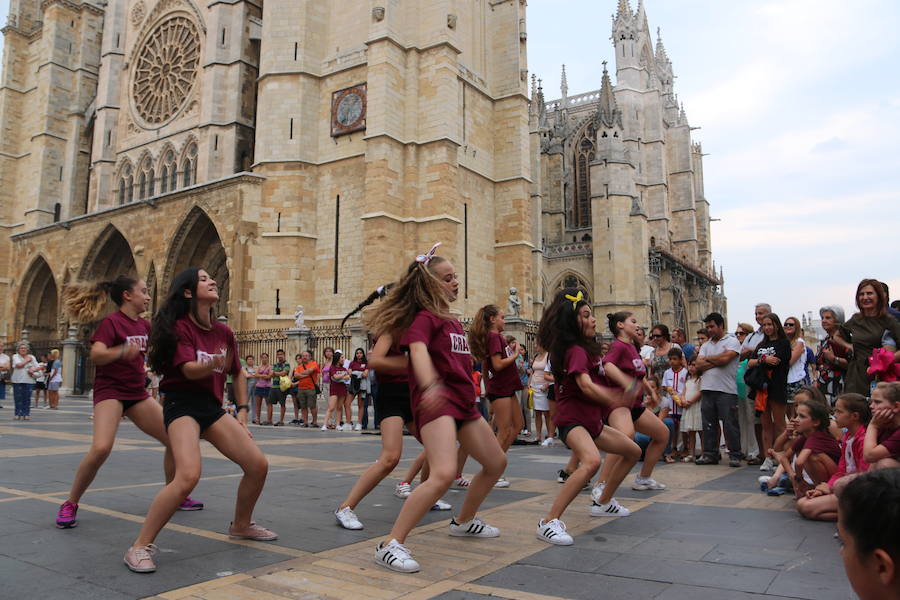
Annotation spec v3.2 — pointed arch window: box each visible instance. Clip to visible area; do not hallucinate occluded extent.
[182,143,198,187]
[160,150,176,194]
[137,156,155,200]
[117,164,134,205]
[573,127,595,229]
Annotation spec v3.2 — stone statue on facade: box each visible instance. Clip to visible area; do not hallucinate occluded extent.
[507,287,521,318]
[293,305,305,330]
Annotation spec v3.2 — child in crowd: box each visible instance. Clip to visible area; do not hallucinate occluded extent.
[864,381,900,469]
[680,358,702,461]
[765,400,840,497]
[796,393,870,521]
[793,385,842,440]
[837,469,900,600]
[662,348,686,458]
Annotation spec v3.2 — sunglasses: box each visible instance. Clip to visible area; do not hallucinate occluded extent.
[784,322,796,327]
[735,331,748,336]
[649,334,663,339]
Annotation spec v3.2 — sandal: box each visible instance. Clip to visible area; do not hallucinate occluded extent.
[746,456,763,466]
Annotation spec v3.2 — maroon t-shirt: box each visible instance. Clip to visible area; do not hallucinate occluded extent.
[555,346,607,439]
[159,316,240,403]
[877,426,900,458]
[400,310,480,432]
[602,339,647,408]
[484,331,522,397]
[375,342,408,385]
[91,311,151,405]
[329,364,349,396]
[792,430,841,463]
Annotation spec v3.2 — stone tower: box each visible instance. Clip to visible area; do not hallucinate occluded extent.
[538,0,724,332]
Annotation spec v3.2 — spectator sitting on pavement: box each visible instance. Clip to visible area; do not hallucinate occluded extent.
[837,468,900,600]
[796,393,870,521]
[864,381,900,469]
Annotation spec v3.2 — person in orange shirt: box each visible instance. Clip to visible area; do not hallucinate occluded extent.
[292,350,320,427]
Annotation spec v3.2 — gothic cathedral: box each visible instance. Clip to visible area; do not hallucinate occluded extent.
[0,0,723,352]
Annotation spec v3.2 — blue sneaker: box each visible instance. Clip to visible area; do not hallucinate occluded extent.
[766,487,787,496]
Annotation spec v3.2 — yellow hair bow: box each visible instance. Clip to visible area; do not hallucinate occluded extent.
[564,290,583,310]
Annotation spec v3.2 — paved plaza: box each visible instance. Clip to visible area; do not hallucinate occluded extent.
[0,397,854,600]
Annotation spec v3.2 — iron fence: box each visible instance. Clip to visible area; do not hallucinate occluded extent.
[234,328,289,362]
[307,326,353,366]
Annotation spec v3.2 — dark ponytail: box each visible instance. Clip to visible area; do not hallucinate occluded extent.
[148,268,208,373]
[607,311,632,337]
[341,283,392,329]
[63,275,139,323]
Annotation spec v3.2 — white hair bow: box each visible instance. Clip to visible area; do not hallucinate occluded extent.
[415,242,442,265]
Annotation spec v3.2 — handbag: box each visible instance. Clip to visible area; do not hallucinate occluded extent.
[279,376,292,392]
[743,365,767,392]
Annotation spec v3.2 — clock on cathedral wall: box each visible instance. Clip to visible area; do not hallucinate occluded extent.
[331,84,367,137]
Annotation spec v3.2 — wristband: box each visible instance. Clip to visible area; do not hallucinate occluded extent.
[236,404,249,413]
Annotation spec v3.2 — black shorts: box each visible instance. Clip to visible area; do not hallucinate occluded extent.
[268,387,287,405]
[557,423,604,446]
[120,398,146,412]
[376,383,413,424]
[34,382,46,390]
[163,391,226,433]
[631,406,646,422]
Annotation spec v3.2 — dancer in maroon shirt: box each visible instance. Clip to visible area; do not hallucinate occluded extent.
[535,289,641,545]
[55,275,203,531]
[366,243,506,573]
[468,304,523,488]
[124,268,276,573]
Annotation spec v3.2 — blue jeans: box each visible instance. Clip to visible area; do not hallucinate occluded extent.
[635,417,676,456]
[13,383,33,416]
[0,380,6,400]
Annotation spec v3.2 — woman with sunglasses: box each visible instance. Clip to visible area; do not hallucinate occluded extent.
[784,317,808,419]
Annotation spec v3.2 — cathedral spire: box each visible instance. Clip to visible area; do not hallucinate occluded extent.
[615,0,632,21]
[560,64,568,100]
[529,74,538,121]
[594,61,622,129]
[655,27,670,64]
[636,0,650,34]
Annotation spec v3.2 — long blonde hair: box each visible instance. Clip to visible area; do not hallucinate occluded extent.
[469,304,500,360]
[63,275,139,323]
[365,257,452,338]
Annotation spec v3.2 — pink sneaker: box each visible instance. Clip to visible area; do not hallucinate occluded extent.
[55,501,78,529]
[123,543,158,573]
[177,497,204,511]
[228,522,278,541]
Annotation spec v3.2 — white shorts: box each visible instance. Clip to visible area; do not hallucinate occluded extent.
[532,390,549,411]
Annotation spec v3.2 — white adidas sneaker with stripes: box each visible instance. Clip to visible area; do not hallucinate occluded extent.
[374,539,420,573]
[590,498,631,517]
[448,516,500,538]
[536,519,573,545]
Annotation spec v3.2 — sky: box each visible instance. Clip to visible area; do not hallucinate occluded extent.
[1,0,897,328]
[528,0,900,328]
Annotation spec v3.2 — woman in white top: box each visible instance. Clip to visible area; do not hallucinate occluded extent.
[12,343,37,420]
[784,317,808,418]
[32,354,48,408]
[529,344,552,444]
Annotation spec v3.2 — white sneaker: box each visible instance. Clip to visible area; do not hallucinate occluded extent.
[449,517,500,538]
[354,423,362,431]
[541,437,556,447]
[632,477,667,491]
[591,498,631,517]
[759,457,774,472]
[374,539,419,573]
[334,506,363,530]
[758,475,772,485]
[452,476,471,489]
[320,424,328,431]
[590,482,606,503]
[536,519,574,546]
[431,498,452,511]
[394,482,412,499]
[494,477,510,488]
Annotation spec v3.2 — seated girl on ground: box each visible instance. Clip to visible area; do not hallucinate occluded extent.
[864,381,900,470]
[796,393,869,521]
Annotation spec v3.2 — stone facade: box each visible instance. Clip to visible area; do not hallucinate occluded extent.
[534,0,725,333]
[0,0,723,355]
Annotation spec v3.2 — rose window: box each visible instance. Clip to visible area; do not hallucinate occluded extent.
[131,16,200,125]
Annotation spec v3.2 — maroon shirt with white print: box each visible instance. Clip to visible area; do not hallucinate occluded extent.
[159,316,240,403]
